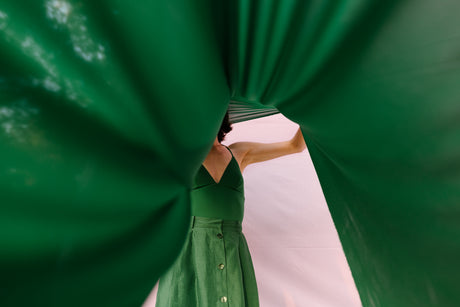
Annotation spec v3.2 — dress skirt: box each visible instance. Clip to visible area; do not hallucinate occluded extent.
[156,216,259,307]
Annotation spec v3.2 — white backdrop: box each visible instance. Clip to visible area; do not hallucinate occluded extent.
[144,114,362,307]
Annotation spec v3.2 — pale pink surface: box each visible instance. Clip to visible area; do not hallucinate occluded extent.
[144,114,361,307]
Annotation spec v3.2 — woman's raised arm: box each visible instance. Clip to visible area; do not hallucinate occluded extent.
[229,128,306,172]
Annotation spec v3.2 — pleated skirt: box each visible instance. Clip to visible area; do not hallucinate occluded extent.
[156,216,259,307]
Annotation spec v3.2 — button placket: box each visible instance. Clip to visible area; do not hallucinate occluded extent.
[217,222,228,305]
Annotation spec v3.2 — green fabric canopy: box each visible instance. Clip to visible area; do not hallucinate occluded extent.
[1,1,459,306]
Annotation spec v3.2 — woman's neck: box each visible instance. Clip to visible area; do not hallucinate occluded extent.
[212,137,221,148]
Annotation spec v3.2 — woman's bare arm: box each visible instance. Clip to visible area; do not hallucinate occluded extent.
[229,128,306,172]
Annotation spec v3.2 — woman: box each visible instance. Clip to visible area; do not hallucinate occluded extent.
[156,112,306,307]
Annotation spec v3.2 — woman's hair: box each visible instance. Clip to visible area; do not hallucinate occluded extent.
[218,111,232,143]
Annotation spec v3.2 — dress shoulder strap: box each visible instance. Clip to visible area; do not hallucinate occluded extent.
[224,145,234,157]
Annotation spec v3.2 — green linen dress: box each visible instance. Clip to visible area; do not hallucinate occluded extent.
[156,148,259,307]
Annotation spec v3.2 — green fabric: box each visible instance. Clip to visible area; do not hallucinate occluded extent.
[225,1,460,306]
[156,217,258,307]
[191,148,244,222]
[0,1,228,306]
[1,1,460,306]
[228,99,279,124]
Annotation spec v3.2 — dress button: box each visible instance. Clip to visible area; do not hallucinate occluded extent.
[220,296,227,303]
[217,233,223,239]
[218,263,225,270]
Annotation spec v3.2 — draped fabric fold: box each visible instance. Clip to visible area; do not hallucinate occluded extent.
[225,1,460,305]
[228,99,278,124]
[1,1,460,306]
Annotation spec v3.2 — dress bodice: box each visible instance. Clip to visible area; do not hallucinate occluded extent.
[191,148,245,222]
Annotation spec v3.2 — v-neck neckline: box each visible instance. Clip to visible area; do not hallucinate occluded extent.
[201,147,234,184]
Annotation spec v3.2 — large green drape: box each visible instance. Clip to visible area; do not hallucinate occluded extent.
[1,1,459,306]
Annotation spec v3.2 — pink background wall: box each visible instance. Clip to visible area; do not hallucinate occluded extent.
[144,114,361,307]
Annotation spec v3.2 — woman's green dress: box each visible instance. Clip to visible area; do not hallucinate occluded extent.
[156,148,259,307]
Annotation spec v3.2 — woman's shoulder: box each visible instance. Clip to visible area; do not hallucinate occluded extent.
[228,142,249,155]
[227,142,254,168]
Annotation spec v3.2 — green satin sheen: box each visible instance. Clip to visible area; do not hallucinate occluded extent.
[1,1,460,306]
[191,154,244,222]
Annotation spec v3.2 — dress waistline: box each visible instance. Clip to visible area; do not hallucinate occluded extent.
[190,216,242,232]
